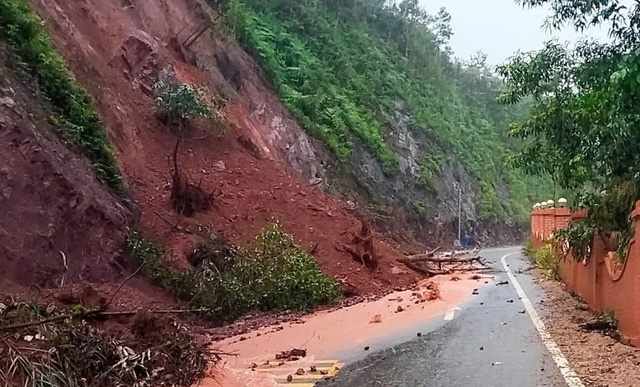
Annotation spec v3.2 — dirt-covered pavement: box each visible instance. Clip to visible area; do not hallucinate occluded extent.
[540,279,640,387]
[316,247,568,387]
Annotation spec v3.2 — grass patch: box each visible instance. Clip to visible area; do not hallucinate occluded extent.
[0,0,122,191]
[128,222,341,321]
[523,242,559,280]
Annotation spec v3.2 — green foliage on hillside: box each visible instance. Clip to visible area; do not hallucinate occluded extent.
[0,0,122,191]
[499,0,640,255]
[223,0,550,221]
[153,83,213,131]
[128,222,341,321]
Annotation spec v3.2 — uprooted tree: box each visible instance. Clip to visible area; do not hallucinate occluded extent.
[170,137,214,217]
[343,220,379,270]
[152,82,217,216]
[153,83,213,133]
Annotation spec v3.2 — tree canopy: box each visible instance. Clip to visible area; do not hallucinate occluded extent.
[498,0,640,255]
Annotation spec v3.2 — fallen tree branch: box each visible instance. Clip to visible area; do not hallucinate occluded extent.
[154,210,182,230]
[0,308,204,332]
[59,251,68,288]
[404,255,483,264]
[0,315,69,332]
[104,263,146,309]
[396,258,438,276]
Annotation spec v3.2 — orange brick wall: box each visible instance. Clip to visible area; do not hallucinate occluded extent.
[531,201,640,345]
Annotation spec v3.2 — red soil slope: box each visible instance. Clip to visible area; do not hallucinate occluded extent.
[25,0,420,295]
[0,42,132,292]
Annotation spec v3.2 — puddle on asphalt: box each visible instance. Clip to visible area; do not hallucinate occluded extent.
[198,274,490,387]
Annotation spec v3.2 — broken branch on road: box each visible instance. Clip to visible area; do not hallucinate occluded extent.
[398,247,489,276]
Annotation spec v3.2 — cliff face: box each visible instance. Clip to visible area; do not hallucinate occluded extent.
[212,0,548,247]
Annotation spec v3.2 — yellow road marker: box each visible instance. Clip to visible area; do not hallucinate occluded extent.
[256,359,344,386]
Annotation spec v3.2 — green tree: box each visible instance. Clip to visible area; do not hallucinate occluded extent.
[153,83,212,132]
[223,0,551,221]
[498,0,640,256]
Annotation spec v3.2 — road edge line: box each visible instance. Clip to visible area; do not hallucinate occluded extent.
[501,251,585,387]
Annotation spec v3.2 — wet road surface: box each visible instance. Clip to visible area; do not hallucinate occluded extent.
[318,247,571,387]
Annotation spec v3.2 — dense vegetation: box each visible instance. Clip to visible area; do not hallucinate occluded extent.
[499,0,640,259]
[222,0,551,221]
[0,0,122,191]
[128,223,341,321]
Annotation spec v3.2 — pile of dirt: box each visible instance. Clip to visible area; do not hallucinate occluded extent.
[26,0,421,296]
[540,279,640,387]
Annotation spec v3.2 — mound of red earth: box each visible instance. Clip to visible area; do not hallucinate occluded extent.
[10,0,421,298]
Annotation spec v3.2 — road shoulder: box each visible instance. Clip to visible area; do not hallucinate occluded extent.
[537,277,640,387]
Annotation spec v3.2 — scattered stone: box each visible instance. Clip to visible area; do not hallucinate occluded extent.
[369,313,383,324]
[417,332,422,337]
[239,336,248,341]
[364,346,370,351]
[480,302,484,305]
[213,160,226,171]
[310,365,317,372]
[496,281,509,286]
[472,289,479,295]
[492,361,502,366]
[0,96,15,108]
[391,266,403,275]
[397,305,404,313]
[287,375,293,382]
[507,299,514,303]
[519,310,526,314]
[275,348,307,360]
[296,368,305,375]
[479,346,484,350]
[320,370,329,375]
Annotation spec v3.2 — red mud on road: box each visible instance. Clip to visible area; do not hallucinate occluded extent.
[201,275,486,387]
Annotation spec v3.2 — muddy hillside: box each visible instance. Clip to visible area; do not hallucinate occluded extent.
[0,0,433,297]
[19,0,543,253]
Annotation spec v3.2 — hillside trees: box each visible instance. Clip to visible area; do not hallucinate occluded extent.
[223,0,551,222]
[499,0,640,257]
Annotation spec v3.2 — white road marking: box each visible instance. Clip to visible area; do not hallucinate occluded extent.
[443,306,461,321]
[501,252,585,387]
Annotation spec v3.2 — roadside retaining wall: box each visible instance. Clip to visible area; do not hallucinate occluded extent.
[530,201,640,345]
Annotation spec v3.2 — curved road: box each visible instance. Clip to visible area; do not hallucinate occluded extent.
[318,247,578,387]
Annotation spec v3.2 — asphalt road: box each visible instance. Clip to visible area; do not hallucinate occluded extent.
[318,247,569,387]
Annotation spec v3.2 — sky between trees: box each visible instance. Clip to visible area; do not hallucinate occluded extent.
[419,0,612,64]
